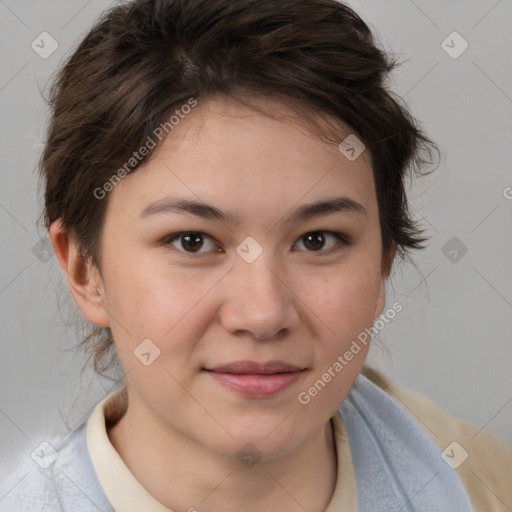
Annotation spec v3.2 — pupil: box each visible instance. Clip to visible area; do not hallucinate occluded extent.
[182,233,202,252]
[305,232,325,251]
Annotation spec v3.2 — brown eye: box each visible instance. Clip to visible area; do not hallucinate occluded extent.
[295,231,349,253]
[165,232,218,254]
[303,232,326,251]
[181,233,204,252]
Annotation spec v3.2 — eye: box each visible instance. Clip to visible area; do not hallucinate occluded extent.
[162,230,349,256]
[294,231,349,253]
[165,232,220,254]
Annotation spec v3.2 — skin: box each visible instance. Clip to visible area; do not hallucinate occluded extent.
[50,96,396,512]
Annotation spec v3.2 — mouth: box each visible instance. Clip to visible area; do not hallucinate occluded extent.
[203,360,307,398]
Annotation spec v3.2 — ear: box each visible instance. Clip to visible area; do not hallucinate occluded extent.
[373,242,397,321]
[49,219,110,327]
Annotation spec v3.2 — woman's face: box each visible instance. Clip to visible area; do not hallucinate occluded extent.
[93,96,390,460]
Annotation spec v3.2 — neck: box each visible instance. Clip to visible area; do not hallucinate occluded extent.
[108,393,338,512]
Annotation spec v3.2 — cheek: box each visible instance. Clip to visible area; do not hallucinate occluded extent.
[297,264,381,346]
[102,258,225,361]
[294,270,377,412]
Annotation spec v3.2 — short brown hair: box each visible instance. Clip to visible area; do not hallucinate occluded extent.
[39,0,437,375]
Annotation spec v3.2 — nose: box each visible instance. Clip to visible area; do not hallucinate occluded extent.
[219,254,300,341]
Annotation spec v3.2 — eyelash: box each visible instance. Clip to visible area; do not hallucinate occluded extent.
[162,231,351,256]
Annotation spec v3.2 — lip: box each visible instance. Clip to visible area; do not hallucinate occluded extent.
[203,360,306,398]
[207,360,304,374]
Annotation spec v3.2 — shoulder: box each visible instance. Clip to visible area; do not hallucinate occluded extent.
[0,420,112,512]
[362,366,512,512]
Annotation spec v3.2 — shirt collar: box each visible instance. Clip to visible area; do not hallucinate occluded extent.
[86,388,357,511]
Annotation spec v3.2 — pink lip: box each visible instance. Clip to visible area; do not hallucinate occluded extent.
[204,360,306,398]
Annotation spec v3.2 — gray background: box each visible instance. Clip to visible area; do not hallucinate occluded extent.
[1,0,511,478]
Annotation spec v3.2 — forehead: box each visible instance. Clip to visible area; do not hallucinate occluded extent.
[108,96,377,223]
[155,94,373,168]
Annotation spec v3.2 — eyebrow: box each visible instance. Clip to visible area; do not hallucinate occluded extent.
[139,196,367,223]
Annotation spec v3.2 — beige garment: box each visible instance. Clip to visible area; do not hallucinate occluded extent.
[86,387,357,511]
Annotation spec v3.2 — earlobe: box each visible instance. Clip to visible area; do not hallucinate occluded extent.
[49,220,110,328]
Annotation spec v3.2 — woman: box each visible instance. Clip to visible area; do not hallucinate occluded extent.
[1,0,510,510]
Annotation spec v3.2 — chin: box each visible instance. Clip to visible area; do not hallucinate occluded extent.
[204,418,307,462]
